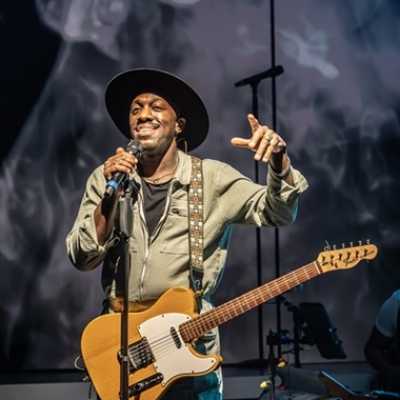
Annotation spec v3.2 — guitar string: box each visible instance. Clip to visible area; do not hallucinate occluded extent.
[180,264,319,341]
[127,265,318,359]
[171,255,360,344]
[127,264,320,359]
[125,263,320,360]
[127,255,364,360]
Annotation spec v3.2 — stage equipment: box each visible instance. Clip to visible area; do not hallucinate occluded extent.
[280,296,346,367]
[319,370,400,400]
[299,302,346,360]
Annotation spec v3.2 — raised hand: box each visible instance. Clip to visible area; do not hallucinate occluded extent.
[231,114,287,163]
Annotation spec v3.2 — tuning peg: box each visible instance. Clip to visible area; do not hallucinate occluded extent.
[341,243,346,249]
[366,238,370,245]
[324,240,331,250]
[332,244,337,250]
[349,241,354,247]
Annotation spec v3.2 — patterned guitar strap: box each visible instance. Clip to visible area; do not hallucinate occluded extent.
[188,156,204,311]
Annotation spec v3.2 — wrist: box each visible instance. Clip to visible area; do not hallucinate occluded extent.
[270,155,291,178]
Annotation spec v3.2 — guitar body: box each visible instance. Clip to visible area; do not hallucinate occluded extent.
[81,287,221,400]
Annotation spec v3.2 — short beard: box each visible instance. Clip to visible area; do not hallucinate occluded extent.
[141,136,175,159]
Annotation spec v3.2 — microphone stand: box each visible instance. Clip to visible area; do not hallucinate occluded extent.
[116,178,140,400]
[234,65,283,365]
[233,0,284,367]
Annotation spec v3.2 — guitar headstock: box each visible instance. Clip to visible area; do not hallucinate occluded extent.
[317,242,378,273]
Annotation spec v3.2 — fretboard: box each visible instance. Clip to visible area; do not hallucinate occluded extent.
[179,261,321,342]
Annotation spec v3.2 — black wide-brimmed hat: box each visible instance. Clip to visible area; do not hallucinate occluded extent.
[105,68,209,151]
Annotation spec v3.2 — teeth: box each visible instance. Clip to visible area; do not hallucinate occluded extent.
[138,125,158,131]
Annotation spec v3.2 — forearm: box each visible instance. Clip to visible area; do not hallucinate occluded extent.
[94,194,119,245]
[66,166,116,270]
[215,161,308,227]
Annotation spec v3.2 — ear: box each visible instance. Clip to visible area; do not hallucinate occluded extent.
[175,117,186,135]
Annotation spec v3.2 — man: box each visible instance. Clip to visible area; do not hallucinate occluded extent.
[66,68,308,399]
[365,289,400,392]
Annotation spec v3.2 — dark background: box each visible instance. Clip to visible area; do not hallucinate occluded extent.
[0,0,399,370]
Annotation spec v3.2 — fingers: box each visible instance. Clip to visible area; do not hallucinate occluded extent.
[262,135,277,162]
[231,137,251,149]
[261,134,287,162]
[103,148,138,180]
[254,131,271,161]
[231,114,287,163]
[249,125,268,151]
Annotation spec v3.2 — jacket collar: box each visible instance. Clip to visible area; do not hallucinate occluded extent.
[174,150,191,186]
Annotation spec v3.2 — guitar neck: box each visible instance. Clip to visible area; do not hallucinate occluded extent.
[179,261,321,342]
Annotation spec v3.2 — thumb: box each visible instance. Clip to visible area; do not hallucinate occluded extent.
[247,113,260,134]
[231,137,251,149]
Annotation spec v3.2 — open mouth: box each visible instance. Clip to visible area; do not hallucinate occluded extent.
[135,123,160,134]
[137,128,157,136]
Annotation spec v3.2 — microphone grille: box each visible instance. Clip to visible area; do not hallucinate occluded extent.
[126,140,143,159]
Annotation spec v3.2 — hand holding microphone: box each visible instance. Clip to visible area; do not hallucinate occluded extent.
[103,140,143,197]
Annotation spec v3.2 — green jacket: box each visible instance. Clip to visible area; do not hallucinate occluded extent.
[66,151,308,304]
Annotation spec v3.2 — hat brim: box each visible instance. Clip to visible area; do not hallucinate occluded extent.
[105,68,209,151]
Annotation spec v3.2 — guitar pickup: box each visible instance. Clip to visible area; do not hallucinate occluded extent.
[170,327,182,349]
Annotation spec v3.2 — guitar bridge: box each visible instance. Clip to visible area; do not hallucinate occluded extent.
[118,337,155,372]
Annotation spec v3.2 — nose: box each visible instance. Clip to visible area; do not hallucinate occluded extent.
[138,105,153,122]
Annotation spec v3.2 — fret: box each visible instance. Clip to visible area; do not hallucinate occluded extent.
[227,306,235,320]
[282,277,291,291]
[291,272,301,286]
[237,299,246,314]
[270,280,281,297]
[192,323,201,338]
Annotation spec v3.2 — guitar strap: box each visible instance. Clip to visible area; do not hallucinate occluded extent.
[188,156,204,309]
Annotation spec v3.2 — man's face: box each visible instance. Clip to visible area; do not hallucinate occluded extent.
[129,92,183,156]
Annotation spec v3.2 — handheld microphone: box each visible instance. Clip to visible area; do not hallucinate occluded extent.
[104,140,143,197]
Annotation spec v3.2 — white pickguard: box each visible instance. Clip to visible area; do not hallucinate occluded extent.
[138,313,217,385]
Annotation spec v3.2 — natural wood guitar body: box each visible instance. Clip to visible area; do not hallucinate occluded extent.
[81,287,221,400]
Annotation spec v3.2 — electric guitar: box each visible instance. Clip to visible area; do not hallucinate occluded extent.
[81,243,378,400]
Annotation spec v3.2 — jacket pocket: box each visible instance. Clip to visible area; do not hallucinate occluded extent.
[160,201,189,255]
